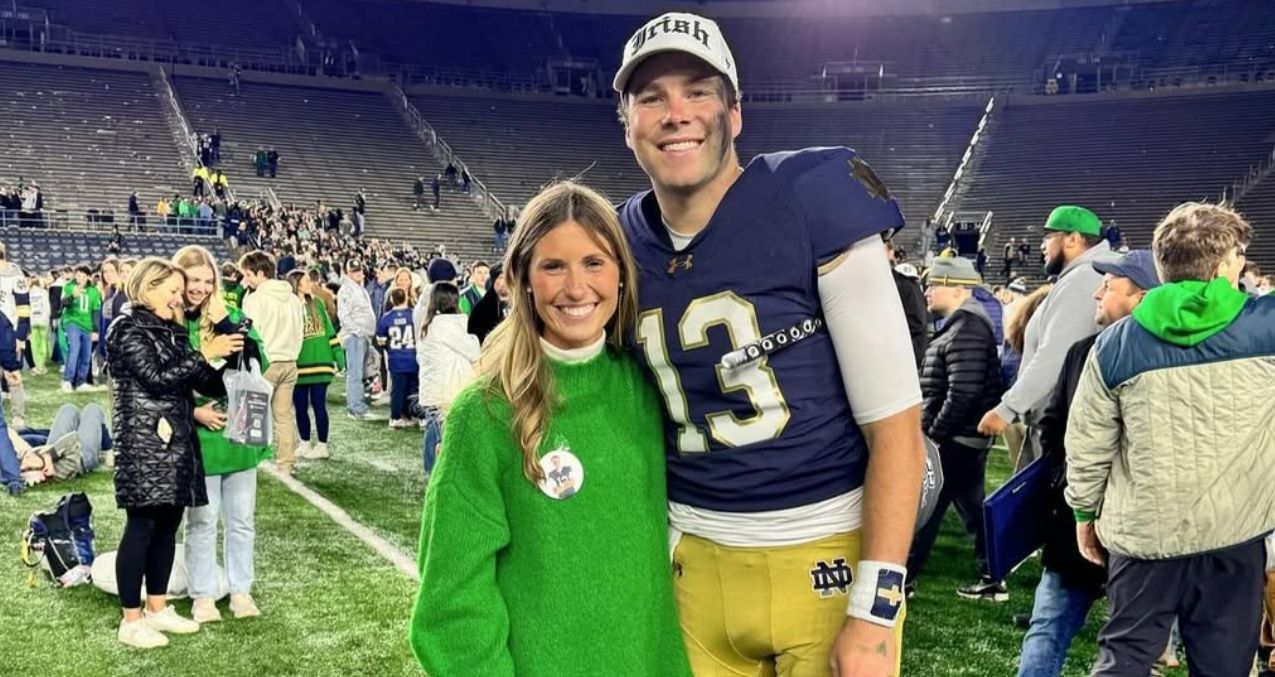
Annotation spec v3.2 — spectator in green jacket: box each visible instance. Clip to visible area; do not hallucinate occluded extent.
[60,265,102,393]
[458,260,489,315]
[173,245,271,625]
[286,269,344,461]
[409,182,690,676]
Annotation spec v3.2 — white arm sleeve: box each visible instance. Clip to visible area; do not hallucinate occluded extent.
[818,236,923,425]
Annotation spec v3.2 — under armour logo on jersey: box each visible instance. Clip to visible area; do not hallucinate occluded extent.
[810,558,853,598]
[667,254,694,276]
[850,156,891,202]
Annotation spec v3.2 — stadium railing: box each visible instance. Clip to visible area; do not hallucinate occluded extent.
[391,85,509,221]
[0,209,219,237]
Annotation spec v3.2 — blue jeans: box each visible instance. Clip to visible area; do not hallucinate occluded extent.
[63,324,92,386]
[184,469,257,598]
[1017,568,1102,677]
[0,397,21,490]
[41,403,110,472]
[342,336,369,415]
[422,407,442,473]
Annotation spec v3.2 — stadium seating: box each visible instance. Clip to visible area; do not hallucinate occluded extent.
[172,78,496,263]
[958,88,1275,277]
[410,92,983,238]
[0,61,189,220]
[24,0,1275,97]
[1236,177,1275,268]
[2,228,229,270]
[22,0,299,51]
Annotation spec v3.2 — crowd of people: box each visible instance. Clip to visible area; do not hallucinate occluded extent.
[3,10,1275,676]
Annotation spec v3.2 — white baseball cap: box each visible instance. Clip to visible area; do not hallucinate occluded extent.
[613,13,738,95]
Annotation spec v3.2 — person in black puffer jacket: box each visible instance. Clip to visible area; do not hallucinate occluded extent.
[907,256,1005,599]
[107,257,243,649]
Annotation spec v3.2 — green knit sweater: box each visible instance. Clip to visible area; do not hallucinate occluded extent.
[409,348,691,677]
[296,296,345,386]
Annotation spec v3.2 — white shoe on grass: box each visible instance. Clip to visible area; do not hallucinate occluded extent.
[61,382,73,393]
[230,593,261,619]
[309,442,330,459]
[296,440,313,459]
[144,606,200,634]
[118,618,168,649]
[191,598,221,624]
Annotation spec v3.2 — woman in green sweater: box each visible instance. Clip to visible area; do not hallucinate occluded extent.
[286,269,345,461]
[173,245,272,623]
[409,182,690,677]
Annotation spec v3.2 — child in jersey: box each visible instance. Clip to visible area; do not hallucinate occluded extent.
[376,288,419,428]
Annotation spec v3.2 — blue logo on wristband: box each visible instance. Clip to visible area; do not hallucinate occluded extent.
[871,569,906,621]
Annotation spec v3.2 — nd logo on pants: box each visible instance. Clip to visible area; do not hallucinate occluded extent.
[672,531,906,677]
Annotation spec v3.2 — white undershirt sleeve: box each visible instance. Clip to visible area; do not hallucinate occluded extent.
[818,235,923,425]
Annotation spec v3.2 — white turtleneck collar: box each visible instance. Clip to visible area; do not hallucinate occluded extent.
[539,333,606,364]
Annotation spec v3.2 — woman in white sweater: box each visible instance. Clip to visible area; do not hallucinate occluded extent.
[415,282,479,473]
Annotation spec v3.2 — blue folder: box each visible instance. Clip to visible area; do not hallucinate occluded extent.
[982,456,1053,582]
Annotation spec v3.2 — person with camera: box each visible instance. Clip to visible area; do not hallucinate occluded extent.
[173,246,271,624]
[108,258,243,649]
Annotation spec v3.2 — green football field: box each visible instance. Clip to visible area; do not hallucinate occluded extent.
[0,370,1180,676]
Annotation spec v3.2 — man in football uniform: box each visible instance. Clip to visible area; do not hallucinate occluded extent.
[0,243,31,426]
[615,14,925,676]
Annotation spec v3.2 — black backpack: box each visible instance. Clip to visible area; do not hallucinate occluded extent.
[21,492,96,587]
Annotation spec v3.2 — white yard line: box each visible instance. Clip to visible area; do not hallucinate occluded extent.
[364,458,399,473]
[262,465,419,581]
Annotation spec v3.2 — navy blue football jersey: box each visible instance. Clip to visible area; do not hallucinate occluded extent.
[619,147,905,512]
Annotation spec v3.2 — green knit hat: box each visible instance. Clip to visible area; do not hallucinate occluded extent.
[1044,205,1102,237]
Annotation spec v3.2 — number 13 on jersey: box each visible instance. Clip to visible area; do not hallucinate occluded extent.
[637,291,790,454]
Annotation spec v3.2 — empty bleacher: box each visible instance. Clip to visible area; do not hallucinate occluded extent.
[959,88,1275,275]
[172,77,494,262]
[0,61,189,221]
[3,228,229,271]
[1235,177,1275,269]
[410,92,982,239]
[25,0,300,52]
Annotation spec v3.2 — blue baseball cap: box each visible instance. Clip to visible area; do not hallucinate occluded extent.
[1093,250,1160,291]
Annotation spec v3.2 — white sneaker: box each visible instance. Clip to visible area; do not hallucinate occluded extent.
[118,618,168,649]
[372,392,391,407]
[143,606,200,634]
[229,593,261,619]
[309,442,330,459]
[191,598,221,624]
[61,382,73,393]
[296,440,313,460]
[75,383,105,393]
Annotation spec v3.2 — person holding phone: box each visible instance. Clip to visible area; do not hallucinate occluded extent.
[173,245,271,625]
[107,257,243,649]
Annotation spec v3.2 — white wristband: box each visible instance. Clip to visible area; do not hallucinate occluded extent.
[846,560,907,627]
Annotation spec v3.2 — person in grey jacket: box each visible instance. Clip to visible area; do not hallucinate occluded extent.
[336,260,378,419]
[907,256,1004,599]
[1066,202,1275,676]
[978,206,1112,471]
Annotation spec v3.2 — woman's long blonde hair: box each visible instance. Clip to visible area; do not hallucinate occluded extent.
[172,245,227,347]
[393,266,419,307]
[476,182,639,484]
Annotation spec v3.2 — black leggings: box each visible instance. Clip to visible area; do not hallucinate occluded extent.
[116,505,184,609]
